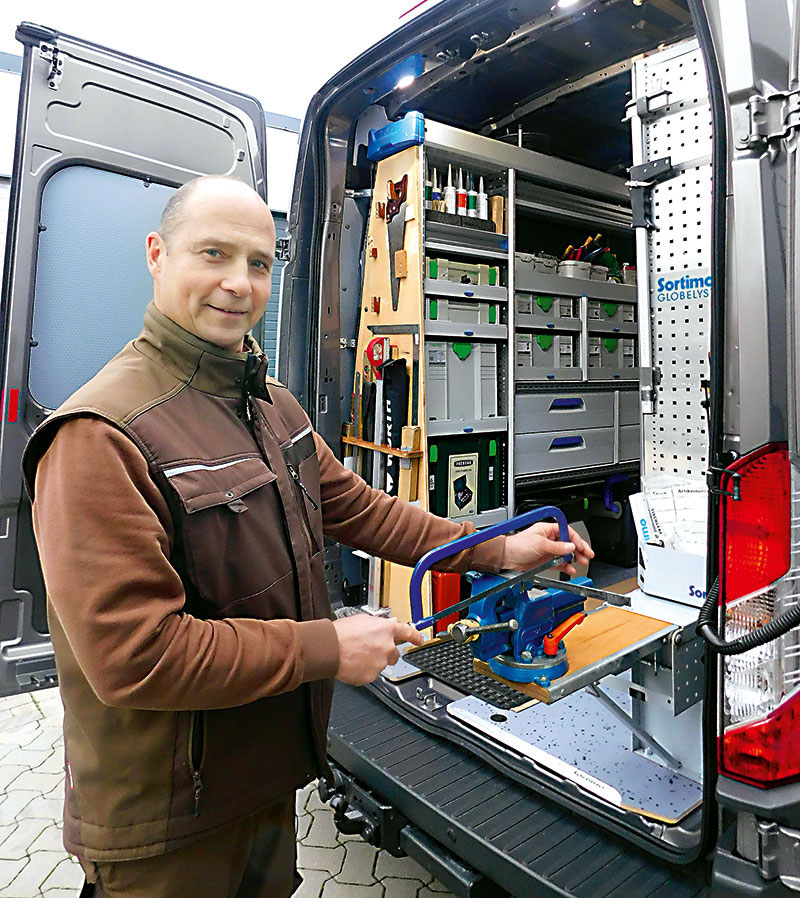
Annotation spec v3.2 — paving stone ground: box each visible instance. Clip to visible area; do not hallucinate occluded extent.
[0,688,455,897]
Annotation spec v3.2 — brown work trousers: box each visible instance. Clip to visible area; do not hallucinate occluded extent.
[78,793,300,898]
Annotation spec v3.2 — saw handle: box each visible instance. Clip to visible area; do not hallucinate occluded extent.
[409,505,571,628]
[543,612,586,656]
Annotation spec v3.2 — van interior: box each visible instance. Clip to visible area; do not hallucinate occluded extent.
[294,0,714,862]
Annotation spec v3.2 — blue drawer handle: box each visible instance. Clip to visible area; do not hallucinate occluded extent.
[546,323,555,329]
[463,427,474,433]
[409,506,571,627]
[613,326,620,332]
[550,397,584,411]
[550,435,584,450]
[546,374,555,380]
[464,330,474,336]
[463,290,475,297]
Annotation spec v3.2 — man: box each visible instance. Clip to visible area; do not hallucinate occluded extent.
[22,176,592,898]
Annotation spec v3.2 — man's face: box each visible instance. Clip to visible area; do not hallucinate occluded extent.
[146,182,276,353]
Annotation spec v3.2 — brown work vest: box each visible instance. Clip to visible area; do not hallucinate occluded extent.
[22,302,333,860]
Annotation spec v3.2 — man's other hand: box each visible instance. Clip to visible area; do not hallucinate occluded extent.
[332,615,424,685]
[501,521,594,577]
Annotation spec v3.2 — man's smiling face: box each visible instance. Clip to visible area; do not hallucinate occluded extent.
[146,178,276,353]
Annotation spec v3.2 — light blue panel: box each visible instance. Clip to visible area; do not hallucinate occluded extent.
[29,166,175,410]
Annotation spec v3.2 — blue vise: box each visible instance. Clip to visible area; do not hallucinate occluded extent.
[410,507,588,686]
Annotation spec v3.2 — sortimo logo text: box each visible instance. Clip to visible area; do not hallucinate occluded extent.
[656,273,712,303]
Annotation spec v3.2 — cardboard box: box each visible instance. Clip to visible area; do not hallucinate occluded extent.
[629,490,708,608]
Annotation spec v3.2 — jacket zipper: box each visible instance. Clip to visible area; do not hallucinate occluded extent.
[286,463,319,511]
[188,710,205,817]
[252,403,318,553]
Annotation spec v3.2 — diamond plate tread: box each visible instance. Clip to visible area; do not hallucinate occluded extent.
[404,641,532,710]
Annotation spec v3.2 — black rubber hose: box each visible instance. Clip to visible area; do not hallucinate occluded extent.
[698,579,800,654]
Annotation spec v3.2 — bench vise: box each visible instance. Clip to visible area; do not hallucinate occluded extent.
[410,507,594,686]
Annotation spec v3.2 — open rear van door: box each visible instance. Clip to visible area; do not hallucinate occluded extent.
[0,23,267,696]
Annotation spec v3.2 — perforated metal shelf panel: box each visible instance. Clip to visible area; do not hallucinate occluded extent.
[632,41,712,479]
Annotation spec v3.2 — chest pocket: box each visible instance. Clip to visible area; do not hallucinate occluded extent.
[283,427,323,552]
[164,455,296,615]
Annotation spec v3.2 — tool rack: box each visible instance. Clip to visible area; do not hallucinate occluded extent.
[346,115,645,617]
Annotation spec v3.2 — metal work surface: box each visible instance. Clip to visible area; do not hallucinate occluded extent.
[329,683,711,898]
[447,691,702,824]
[406,613,676,706]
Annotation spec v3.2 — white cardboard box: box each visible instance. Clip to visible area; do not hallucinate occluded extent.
[629,490,708,607]
[636,542,708,607]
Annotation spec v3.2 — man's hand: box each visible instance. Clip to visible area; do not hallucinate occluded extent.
[332,615,424,686]
[501,521,594,577]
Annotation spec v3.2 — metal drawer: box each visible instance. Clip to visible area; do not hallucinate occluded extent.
[514,427,614,475]
[619,423,641,462]
[515,392,615,434]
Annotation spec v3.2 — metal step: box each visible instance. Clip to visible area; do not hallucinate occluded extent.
[329,683,711,898]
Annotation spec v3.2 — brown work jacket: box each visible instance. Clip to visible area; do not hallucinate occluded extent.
[21,302,505,862]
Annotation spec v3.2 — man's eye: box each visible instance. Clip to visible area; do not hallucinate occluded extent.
[251,259,270,270]
[204,249,222,258]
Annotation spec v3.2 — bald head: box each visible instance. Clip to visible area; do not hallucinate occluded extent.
[158,175,273,248]
[146,175,277,352]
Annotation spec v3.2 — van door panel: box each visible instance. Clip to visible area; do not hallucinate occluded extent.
[0,24,266,696]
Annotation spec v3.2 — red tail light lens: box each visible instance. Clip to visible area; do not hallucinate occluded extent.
[719,443,799,787]
[720,688,800,787]
[720,444,790,603]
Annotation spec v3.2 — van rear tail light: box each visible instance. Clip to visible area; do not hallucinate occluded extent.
[718,444,800,787]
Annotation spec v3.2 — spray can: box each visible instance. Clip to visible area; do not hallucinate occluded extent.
[443,164,456,215]
[477,176,488,220]
[431,167,443,212]
[466,172,478,218]
[456,168,467,217]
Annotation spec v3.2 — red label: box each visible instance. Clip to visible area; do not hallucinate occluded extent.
[1,389,19,422]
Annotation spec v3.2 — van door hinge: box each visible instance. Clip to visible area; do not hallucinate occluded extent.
[739,90,800,150]
[737,815,800,887]
[627,157,674,229]
[275,236,291,262]
[39,44,63,90]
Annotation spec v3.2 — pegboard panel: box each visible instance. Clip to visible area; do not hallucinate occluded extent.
[632,42,712,480]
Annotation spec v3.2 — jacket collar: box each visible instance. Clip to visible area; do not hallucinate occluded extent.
[135,301,271,400]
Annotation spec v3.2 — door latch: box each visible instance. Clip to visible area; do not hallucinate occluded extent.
[39,44,63,91]
[276,236,291,262]
[627,157,674,230]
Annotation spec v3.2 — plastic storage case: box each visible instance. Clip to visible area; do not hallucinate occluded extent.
[516,332,580,381]
[426,341,499,423]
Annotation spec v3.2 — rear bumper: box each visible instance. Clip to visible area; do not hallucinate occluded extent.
[328,682,712,898]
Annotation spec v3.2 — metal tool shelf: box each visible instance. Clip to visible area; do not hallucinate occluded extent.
[457,506,509,529]
[424,321,508,341]
[425,239,508,262]
[515,315,582,333]
[427,417,508,437]
[424,279,508,302]
[514,269,636,303]
[587,368,640,383]
[587,321,638,336]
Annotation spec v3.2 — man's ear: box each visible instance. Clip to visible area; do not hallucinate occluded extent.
[146,232,166,278]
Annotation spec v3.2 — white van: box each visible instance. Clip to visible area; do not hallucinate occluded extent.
[1,3,798,895]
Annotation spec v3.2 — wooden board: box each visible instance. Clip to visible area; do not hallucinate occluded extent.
[351,145,431,621]
[473,606,673,704]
